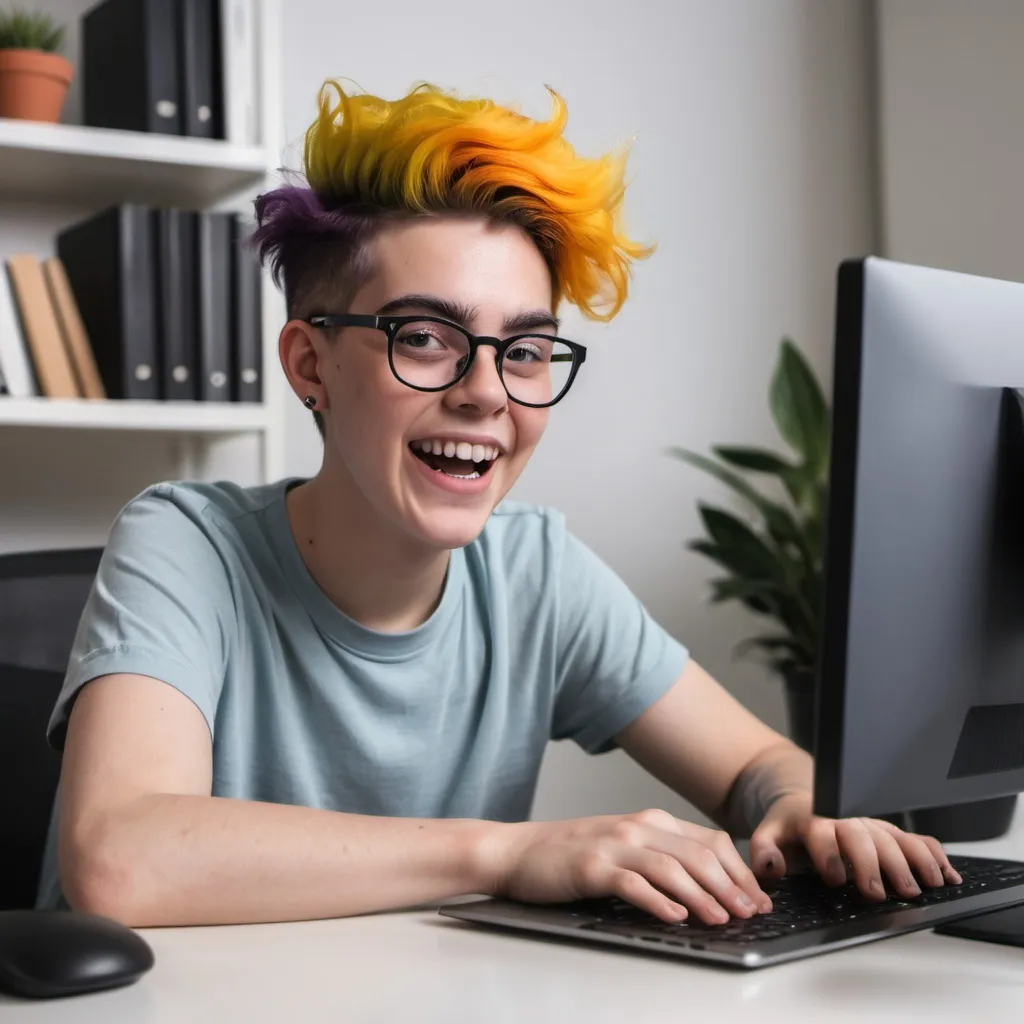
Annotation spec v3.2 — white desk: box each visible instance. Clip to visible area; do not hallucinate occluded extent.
[5,823,1024,1024]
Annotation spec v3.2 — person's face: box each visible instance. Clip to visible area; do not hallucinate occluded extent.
[315,216,555,550]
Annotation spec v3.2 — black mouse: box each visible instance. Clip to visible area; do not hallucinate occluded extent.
[0,909,154,999]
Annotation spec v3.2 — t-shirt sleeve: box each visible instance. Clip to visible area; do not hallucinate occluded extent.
[551,528,689,754]
[46,485,234,751]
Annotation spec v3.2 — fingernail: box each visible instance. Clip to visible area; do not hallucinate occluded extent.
[712,906,730,923]
[827,855,847,884]
[870,878,885,896]
[950,870,963,885]
[759,899,773,914]
[904,878,921,896]
[737,893,755,912]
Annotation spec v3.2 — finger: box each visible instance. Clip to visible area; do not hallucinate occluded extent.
[919,834,963,885]
[864,823,922,898]
[626,848,732,925]
[834,818,886,900]
[869,821,962,886]
[749,820,788,883]
[610,868,690,924]
[706,833,774,913]
[801,817,847,887]
[661,841,766,922]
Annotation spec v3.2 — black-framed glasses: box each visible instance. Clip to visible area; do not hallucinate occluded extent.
[306,313,587,409]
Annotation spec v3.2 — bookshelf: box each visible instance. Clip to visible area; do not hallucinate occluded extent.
[0,0,287,554]
[0,397,270,434]
[0,118,270,207]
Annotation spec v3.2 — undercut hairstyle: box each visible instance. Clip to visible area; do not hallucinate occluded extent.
[253,80,652,436]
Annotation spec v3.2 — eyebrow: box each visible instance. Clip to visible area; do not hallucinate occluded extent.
[375,293,561,334]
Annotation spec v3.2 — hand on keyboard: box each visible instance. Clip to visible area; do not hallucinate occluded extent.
[748,792,963,904]
[492,809,774,926]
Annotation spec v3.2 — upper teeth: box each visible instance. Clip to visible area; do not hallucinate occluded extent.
[412,440,501,462]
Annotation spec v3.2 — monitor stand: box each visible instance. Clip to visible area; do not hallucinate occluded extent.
[933,904,1024,948]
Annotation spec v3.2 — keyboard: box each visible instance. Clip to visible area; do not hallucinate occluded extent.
[578,854,1024,945]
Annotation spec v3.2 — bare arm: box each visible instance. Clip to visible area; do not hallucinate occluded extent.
[59,674,500,927]
[614,659,812,834]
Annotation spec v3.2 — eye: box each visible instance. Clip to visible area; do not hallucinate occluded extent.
[399,329,444,350]
[505,339,548,364]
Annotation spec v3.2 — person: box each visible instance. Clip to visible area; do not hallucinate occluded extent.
[37,81,960,927]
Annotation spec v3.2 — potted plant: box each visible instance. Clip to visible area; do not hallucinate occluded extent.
[670,339,826,754]
[669,338,1016,841]
[0,8,72,123]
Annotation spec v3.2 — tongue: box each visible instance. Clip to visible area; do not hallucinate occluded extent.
[421,451,477,475]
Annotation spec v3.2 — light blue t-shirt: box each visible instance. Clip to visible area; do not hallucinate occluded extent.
[37,478,688,909]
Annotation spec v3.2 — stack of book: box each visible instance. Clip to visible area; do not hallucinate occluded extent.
[82,0,259,144]
[0,206,263,404]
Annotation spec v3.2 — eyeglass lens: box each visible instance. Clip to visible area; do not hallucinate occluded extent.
[391,320,575,405]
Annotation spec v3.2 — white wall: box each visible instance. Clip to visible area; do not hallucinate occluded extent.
[279,0,877,821]
[876,0,1024,281]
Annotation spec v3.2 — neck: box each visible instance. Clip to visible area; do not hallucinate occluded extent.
[286,460,450,634]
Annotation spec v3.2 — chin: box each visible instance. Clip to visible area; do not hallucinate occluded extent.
[411,508,493,550]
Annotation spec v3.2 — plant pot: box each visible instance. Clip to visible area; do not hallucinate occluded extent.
[0,49,73,123]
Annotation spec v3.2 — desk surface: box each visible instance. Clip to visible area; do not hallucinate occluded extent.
[5,824,1024,1023]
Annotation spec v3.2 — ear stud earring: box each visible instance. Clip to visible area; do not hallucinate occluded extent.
[304,395,317,409]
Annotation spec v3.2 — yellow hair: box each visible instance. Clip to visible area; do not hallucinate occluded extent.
[302,80,652,321]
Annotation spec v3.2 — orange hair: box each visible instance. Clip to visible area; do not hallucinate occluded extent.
[301,80,652,321]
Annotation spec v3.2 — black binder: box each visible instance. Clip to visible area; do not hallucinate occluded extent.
[83,0,182,135]
[197,212,233,402]
[57,205,160,401]
[153,209,199,401]
[231,217,263,403]
[178,0,221,139]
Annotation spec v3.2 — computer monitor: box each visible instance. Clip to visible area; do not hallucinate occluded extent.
[814,256,1024,821]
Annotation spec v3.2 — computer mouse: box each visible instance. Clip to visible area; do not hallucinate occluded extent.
[0,909,154,999]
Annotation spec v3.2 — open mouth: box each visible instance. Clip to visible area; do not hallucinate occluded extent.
[409,440,500,481]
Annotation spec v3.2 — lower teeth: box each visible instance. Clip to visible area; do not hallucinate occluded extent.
[437,469,480,480]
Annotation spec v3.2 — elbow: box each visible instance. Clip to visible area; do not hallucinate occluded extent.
[59,814,153,927]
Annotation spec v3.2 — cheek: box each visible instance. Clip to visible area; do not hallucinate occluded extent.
[510,408,549,461]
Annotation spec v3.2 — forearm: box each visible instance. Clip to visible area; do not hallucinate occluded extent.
[61,793,504,927]
[720,741,814,837]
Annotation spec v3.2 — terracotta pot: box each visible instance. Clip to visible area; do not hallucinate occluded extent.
[0,49,73,123]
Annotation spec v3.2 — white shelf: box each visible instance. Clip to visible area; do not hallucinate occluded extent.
[0,118,271,208]
[0,397,270,434]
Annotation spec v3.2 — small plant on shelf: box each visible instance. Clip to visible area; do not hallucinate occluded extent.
[0,8,72,123]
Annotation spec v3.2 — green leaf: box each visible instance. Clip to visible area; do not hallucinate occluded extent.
[667,448,802,543]
[769,339,829,473]
[708,577,778,603]
[712,446,797,475]
[735,634,807,659]
[697,507,788,582]
[0,9,65,51]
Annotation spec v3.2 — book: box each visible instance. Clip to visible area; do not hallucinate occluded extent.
[42,258,106,401]
[232,215,263,403]
[0,262,38,398]
[83,0,182,135]
[197,211,233,401]
[57,205,160,401]
[220,0,260,145]
[5,256,80,399]
[153,208,199,401]
[178,0,221,139]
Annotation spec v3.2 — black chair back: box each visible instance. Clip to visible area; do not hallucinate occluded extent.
[0,548,102,910]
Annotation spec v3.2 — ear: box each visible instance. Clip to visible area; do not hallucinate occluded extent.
[279,319,327,410]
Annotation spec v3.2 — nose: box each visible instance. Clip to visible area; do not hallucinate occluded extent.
[444,345,508,416]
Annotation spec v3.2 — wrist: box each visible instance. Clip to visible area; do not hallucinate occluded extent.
[463,820,533,897]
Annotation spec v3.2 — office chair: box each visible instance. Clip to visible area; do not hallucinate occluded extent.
[0,548,103,911]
